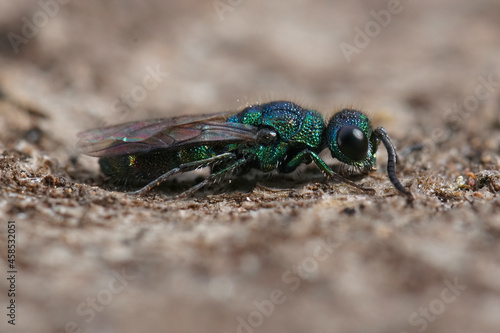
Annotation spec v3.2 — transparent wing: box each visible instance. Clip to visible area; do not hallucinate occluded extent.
[77,112,259,157]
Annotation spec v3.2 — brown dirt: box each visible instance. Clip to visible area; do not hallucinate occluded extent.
[1,1,500,332]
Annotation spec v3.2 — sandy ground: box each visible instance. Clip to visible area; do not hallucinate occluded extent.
[1,1,500,332]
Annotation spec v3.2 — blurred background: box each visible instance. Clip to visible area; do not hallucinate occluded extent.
[0,1,499,332]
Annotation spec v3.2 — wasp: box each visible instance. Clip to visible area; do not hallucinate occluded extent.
[77,101,411,197]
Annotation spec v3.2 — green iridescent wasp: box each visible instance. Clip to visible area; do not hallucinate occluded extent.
[77,101,411,197]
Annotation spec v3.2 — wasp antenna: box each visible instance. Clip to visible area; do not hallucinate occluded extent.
[374,127,412,197]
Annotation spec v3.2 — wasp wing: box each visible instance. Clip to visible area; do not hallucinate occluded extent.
[77,112,259,157]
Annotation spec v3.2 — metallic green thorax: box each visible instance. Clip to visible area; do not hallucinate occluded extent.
[226,101,325,172]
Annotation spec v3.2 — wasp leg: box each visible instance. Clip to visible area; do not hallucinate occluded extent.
[174,158,249,199]
[283,149,375,194]
[129,152,236,195]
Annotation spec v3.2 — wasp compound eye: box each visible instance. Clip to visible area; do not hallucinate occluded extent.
[326,109,375,170]
[337,126,368,161]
